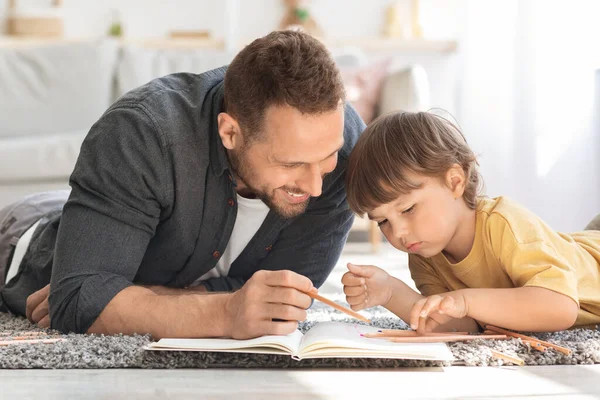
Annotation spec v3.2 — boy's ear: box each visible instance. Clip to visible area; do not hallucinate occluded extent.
[446,164,466,198]
[217,112,244,150]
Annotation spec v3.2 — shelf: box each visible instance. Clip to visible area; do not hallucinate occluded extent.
[322,37,458,53]
[0,36,457,53]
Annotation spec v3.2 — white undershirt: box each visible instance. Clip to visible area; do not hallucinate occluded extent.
[191,193,270,285]
[6,219,42,285]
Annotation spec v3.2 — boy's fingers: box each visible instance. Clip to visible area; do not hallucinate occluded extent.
[346,293,367,307]
[439,296,455,314]
[346,263,376,278]
[341,271,365,286]
[343,285,366,297]
[410,298,427,330]
[419,296,442,319]
[424,316,440,333]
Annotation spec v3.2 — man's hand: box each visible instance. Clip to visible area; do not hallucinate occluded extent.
[25,284,51,328]
[409,292,468,333]
[341,263,393,311]
[224,270,314,339]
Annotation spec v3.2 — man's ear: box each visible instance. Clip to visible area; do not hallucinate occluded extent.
[446,163,466,198]
[217,112,243,150]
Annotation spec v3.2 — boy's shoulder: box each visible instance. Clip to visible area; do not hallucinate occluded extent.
[477,196,550,244]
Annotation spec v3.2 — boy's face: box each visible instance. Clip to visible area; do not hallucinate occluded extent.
[367,171,466,258]
[222,103,345,218]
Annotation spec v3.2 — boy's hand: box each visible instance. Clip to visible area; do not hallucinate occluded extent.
[341,263,393,311]
[410,292,468,333]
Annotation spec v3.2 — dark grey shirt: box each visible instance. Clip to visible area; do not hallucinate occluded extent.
[48,67,365,333]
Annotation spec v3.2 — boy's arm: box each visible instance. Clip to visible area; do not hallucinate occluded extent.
[455,286,579,331]
[385,277,481,332]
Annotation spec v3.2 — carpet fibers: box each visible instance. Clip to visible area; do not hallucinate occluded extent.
[1,303,599,369]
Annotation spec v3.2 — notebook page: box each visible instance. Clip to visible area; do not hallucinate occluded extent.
[148,329,303,355]
[297,321,453,361]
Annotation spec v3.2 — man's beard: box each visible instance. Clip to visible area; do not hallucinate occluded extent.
[228,148,310,219]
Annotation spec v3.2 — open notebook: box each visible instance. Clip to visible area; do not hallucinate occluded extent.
[145,321,454,361]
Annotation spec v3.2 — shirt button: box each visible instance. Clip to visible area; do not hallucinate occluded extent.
[212,250,220,258]
[227,198,235,206]
[265,245,273,252]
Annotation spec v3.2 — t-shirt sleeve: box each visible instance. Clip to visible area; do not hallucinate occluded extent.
[493,215,580,306]
[408,254,451,296]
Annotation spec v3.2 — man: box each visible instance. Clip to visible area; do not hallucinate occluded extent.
[0,30,365,339]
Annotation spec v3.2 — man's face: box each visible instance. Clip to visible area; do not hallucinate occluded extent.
[228,104,345,218]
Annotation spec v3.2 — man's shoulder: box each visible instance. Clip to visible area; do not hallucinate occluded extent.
[110,67,227,114]
[339,102,366,161]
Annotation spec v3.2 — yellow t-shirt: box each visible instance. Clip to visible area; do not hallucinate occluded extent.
[408,196,600,327]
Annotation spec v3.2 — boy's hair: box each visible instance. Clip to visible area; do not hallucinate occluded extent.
[224,30,345,142]
[346,111,482,215]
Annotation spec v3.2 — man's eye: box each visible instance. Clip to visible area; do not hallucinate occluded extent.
[283,164,301,169]
[377,219,388,227]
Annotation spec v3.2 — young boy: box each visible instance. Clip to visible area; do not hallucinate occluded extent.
[342,111,600,333]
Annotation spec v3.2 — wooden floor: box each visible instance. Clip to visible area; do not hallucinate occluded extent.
[3,242,599,399]
[2,366,600,399]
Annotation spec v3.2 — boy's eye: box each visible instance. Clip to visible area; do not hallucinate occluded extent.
[377,219,388,227]
[402,205,415,214]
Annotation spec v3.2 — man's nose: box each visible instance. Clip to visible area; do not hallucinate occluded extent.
[301,164,323,197]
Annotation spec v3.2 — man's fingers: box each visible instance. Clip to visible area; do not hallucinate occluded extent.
[262,320,299,336]
[260,270,314,293]
[37,315,50,329]
[266,287,312,309]
[31,298,49,323]
[265,303,307,323]
[25,284,50,322]
[341,271,364,286]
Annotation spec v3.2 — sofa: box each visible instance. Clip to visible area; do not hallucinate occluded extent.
[0,38,430,249]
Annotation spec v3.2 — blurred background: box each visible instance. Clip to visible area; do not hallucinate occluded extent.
[1,0,599,246]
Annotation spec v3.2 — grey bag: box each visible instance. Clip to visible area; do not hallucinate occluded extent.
[0,191,69,290]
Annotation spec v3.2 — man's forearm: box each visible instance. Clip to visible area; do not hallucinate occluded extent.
[87,286,232,339]
[142,284,208,295]
[460,286,579,332]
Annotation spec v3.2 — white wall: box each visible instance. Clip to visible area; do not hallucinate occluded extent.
[2,0,598,231]
[457,0,600,231]
[0,0,460,40]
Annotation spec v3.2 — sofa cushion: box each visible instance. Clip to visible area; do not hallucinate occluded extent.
[379,64,431,115]
[0,131,86,181]
[117,44,234,97]
[0,39,119,139]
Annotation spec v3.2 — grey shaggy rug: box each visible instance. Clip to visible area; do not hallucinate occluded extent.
[1,303,599,369]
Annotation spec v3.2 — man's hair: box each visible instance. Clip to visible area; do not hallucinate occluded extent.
[346,111,483,215]
[224,30,345,142]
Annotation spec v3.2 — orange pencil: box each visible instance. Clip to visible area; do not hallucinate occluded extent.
[384,334,507,343]
[308,291,371,323]
[484,325,571,356]
[490,350,525,366]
